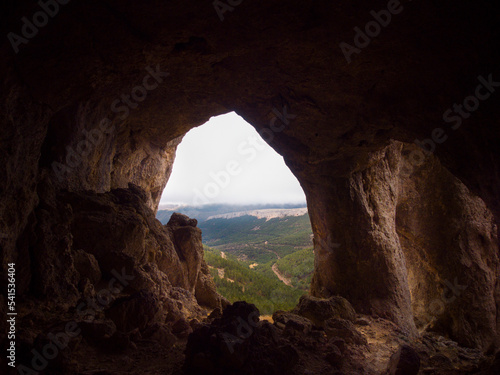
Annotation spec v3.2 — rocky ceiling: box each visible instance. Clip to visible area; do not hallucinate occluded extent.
[1,0,500,373]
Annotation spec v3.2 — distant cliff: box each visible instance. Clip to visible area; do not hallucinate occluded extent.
[206,207,308,221]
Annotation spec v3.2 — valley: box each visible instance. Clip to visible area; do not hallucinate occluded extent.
[157,204,315,314]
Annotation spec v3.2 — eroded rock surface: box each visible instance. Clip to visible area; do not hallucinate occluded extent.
[310,142,500,350]
[1,0,500,373]
[2,185,222,373]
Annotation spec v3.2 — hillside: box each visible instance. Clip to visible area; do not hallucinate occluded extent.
[204,246,305,314]
[256,248,315,291]
[199,213,313,263]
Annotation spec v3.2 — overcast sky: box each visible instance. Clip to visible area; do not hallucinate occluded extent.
[159,112,306,206]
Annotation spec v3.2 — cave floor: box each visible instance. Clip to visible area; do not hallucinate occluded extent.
[55,314,493,375]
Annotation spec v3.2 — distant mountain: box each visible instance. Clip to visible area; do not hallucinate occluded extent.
[156,203,307,223]
[206,207,308,221]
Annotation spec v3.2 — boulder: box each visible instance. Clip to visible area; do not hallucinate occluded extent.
[293,295,357,327]
[195,262,223,309]
[184,301,299,375]
[272,310,313,334]
[167,212,198,227]
[171,318,192,338]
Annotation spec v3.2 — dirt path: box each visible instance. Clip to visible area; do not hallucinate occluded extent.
[272,263,292,286]
[268,249,281,259]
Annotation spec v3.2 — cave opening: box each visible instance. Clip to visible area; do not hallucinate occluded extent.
[160,111,307,207]
[157,112,314,316]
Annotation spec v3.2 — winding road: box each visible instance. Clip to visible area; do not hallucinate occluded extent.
[271,263,292,286]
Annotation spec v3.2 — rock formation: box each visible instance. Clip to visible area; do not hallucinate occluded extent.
[310,142,500,350]
[1,0,500,373]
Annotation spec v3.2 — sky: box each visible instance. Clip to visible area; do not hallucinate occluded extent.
[159,112,306,206]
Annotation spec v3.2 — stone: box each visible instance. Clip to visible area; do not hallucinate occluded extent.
[73,249,102,285]
[386,345,421,375]
[355,317,370,326]
[142,323,177,348]
[195,262,223,309]
[325,343,343,366]
[185,302,300,375]
[293,295,357,327]
[324,318,367,346]
[171,318,192,338]
[272,310,313,334]
[221,301,261,325]
[167,212,198,227]
[166,214,204,294]
[207,307,223,321]
[329,338,347,354]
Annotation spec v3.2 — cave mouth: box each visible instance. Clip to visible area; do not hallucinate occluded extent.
[158,111,314,316]
[159,111,306,207]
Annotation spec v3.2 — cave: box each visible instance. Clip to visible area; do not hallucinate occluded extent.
[1,0,500,374]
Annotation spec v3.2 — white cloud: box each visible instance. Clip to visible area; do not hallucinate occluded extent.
[159,112,306,205]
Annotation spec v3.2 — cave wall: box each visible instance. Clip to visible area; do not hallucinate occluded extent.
[1,180,224,370]
[397,144,500,351]
[308,142,500,350]
[1,0,500,356]
[308,142,416,335]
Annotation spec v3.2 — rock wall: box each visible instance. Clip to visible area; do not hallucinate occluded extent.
[397,144,500,351]
[1,180,223,368]
[309,142,500,350]
[308,143,416,336]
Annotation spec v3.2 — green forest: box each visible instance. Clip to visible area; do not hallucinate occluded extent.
[199,214,313,263]
[204,246,314,314]
[255,247,315,291]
